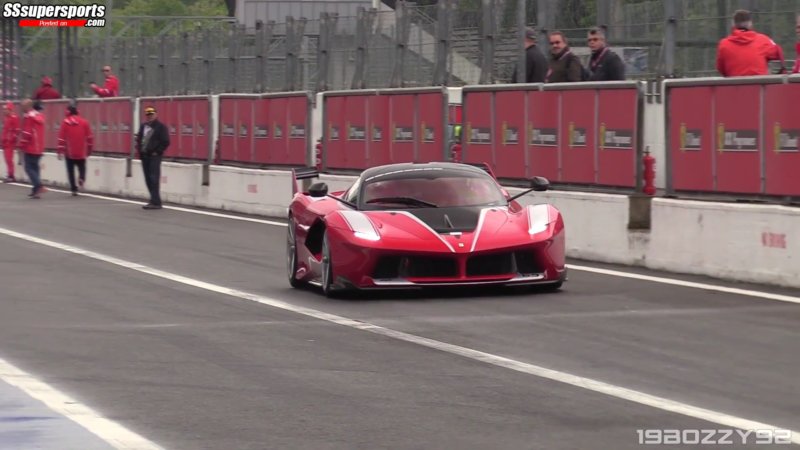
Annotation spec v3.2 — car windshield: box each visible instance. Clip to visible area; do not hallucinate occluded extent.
[361,173,507,209]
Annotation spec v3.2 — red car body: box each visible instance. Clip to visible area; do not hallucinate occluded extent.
[287,162,566,297]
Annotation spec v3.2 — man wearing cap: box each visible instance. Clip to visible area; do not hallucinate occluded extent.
[511,27,548,83]
[135,106,170,209]
[90,65,120,97]
[2,102,19,182]
[57,105,94,196]
[18,99,46,198]
[33,76,62,100]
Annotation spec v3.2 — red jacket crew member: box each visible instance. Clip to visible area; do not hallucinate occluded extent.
[57,105,94,195]
[2,102,19,182]
[716,10,785,77]
[90,65,120,97]
[33,76,62,100]
[18,99,46,198]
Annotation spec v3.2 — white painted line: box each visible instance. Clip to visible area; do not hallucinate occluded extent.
[7,181,798,305]
[1,224,798,443]
[0,356,164,450]
[6,182,287,227]
[568,264,800,305]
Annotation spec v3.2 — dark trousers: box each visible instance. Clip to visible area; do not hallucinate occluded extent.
[24,153,42,194]
[66,158,86,192]
[141,154,162,206]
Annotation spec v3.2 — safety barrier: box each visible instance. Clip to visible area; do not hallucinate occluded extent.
[665,75,800,200]
[39,98,135,156]
[217,92,311,166]
[321,87,450,170]
[139,95,213,161]
[460,81,645,187]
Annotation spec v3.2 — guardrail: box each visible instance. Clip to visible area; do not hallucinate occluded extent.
[461,81,645,189]
[321,87,450,170]
[665,75,800,202]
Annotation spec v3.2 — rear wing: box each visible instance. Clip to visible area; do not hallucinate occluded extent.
[464,162,497,180]
[291,167,320,196]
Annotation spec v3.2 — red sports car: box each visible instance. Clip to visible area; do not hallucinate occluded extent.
[287,162,566,297]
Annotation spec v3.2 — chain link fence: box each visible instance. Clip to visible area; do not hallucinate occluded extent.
[3,0,799,99]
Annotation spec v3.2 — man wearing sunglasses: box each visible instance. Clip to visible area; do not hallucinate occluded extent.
[135,107,170,210]
[586,26,625,81]
[90,66,120,97]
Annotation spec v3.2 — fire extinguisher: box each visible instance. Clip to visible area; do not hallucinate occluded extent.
[315,139,322,171]
[643,147,656,196]
[451,142,462,163]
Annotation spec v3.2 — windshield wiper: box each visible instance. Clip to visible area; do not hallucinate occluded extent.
[365,197,438,208]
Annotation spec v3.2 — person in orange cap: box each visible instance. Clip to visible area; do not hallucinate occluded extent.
[32,76,62,100]
[134,106,170,209]
[1,102,19,182]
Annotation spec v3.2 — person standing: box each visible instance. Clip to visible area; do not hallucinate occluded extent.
[511,27,548,83]
[716,9,785,77]
[793,13,800,74]
[90,65,120,97]
[2,102,19,183]
[18,99,46,199]
[586,26,626,81]
[56,106,94,196]
[545,31,583,83]
[135,106,170,210]
[32,76,62,100]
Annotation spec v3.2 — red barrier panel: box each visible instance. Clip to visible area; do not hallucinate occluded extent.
[252,97,271,164]
[368,95,390,167]
[764,83,800,196]
[714,85,762,194]
[463,91,493,166]
[597,88,638,187]
[323,88,447,171]
[669,86,714,192]
[560,90,596,184]
[41,99,70,150]
[104,99,133,155]
[528,90,559,181]
[218,97,240,161]
[417,93,446,164]
[390,94,415,164]
[493,91,526,179]
[285,95,308,166]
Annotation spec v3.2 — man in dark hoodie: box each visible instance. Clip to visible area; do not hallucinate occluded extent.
[135,106,170,210]
[716,9,784,77]
[32,76,62,100]
[545,31,582,83]
[511,27,548,83]
[586,26,625,81]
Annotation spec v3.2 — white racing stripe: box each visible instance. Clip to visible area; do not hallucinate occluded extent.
[0,356,164,450]
[0,224,798,444]
[7,181,799,304]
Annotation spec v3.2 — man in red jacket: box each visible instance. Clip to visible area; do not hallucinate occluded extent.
[2,102,19,182]
[32,76,62,100]
[57,105,94,196]
[716,10,784,77]
[90,65,120,97]
[793,13,800,74]
[18,99,46,198]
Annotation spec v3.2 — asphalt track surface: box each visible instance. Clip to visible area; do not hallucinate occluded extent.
[0,183,798,450]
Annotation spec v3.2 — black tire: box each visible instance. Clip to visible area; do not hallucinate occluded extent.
[287,217,304,288]
[321,231,335,297]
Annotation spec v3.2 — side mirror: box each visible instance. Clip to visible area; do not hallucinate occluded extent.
[530,176,550,192]
[308,182,328,197]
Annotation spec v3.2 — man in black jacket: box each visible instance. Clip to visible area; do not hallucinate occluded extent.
[586,26,626,81]
[135,106,170,209]
[511,27,548,83]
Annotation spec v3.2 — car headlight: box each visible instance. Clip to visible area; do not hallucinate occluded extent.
[527,204,553,235]
[339,210,381,241]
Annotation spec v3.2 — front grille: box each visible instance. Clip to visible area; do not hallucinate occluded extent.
[513,250,542,275]
[467,252,514,277]
[372,255,459,279]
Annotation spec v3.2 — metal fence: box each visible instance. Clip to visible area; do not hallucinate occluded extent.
[3,0,799,99]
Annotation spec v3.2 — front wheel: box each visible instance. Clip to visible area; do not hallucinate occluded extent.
[287,217,304,288]
[321,231,335,297]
